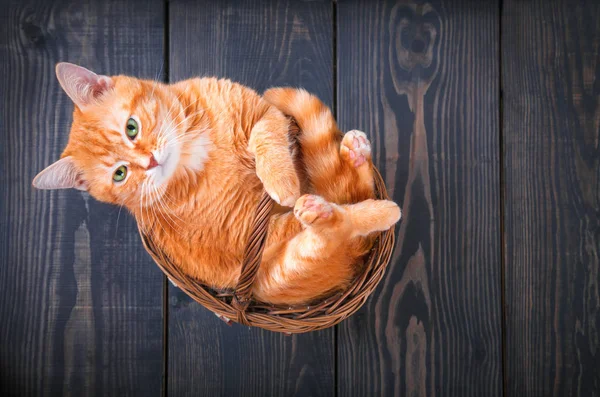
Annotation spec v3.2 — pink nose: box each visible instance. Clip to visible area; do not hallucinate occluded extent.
[147,154,159,170]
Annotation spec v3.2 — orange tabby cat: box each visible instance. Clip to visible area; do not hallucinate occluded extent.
[33,63,401,305]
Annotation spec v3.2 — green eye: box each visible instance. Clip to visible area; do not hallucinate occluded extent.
[126,118,139,139]
[113,165,127,182]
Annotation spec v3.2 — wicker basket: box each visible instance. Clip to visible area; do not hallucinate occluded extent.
[138,128,396,334]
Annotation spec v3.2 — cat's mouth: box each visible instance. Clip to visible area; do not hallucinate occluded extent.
[147,147,179,187]
[159,152,171,171]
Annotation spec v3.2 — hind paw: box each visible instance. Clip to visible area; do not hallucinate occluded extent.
[294,195,334,226]
[341,130,372,168]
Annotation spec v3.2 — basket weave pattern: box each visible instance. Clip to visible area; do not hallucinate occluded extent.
[138,129,395,333]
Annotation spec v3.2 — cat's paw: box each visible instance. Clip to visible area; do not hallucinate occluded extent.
[294,194,334,226]
[340,130,372,168]
[264,174,300,207]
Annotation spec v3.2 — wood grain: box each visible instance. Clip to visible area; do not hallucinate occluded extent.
[167,1,334,396]
[0,1,165,395]
[336,1,503,396]
[503,1,600,396]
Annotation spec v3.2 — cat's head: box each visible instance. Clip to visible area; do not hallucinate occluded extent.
[33,63,190,209]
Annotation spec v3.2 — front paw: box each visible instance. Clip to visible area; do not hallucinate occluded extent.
[263,174,300,207]
[294,194,334,226]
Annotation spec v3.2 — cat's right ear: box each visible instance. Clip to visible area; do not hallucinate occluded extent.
[56,62,113,109]
[32,156,88,191]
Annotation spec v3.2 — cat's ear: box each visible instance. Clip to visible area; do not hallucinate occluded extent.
[32,156,88,191]
[56,62,113,109]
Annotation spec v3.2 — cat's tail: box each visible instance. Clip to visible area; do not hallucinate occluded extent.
[265,87,368,203]
[263,87,339,141]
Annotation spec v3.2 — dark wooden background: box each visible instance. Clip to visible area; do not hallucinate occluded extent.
[0,0,598,396]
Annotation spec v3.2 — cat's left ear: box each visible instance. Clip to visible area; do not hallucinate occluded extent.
[32,156,89,191]
[56,62,113,109]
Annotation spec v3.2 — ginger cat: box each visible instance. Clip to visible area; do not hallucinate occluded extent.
[33,63,401,305]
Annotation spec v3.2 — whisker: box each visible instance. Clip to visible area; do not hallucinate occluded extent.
[162,133,204,148]
[153,89,189,146]
[158,186,207,227]
[156,96,205,145]
[156,91,197,139]
[153,185,188,227]
[114,198,125,238]
[160,126,208,151]
[157,110,205,147]
[148,185,170,237]
[157,193,188,225]
[137,182,147,232]
[150,186,181,235]
[148,61,163,103]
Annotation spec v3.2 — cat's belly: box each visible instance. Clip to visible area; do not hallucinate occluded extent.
[145,179,264,289]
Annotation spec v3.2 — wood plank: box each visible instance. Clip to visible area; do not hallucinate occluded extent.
[336,1,503,396]
[0,1,165,395]
[167,1,334,396]
[503,1,600,396]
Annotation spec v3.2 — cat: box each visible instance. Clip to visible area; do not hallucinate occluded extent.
[32,63,401,305]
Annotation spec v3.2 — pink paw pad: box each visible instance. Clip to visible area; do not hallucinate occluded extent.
[341,130,372,168]
[294,195,333,224]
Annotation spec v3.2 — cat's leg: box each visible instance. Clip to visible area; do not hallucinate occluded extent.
[263,88,375,203]
[293,194,399,237]
[254,194,400,304]
[339,129,375,201]
[248,106,300,207]
[263,88,345,203]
